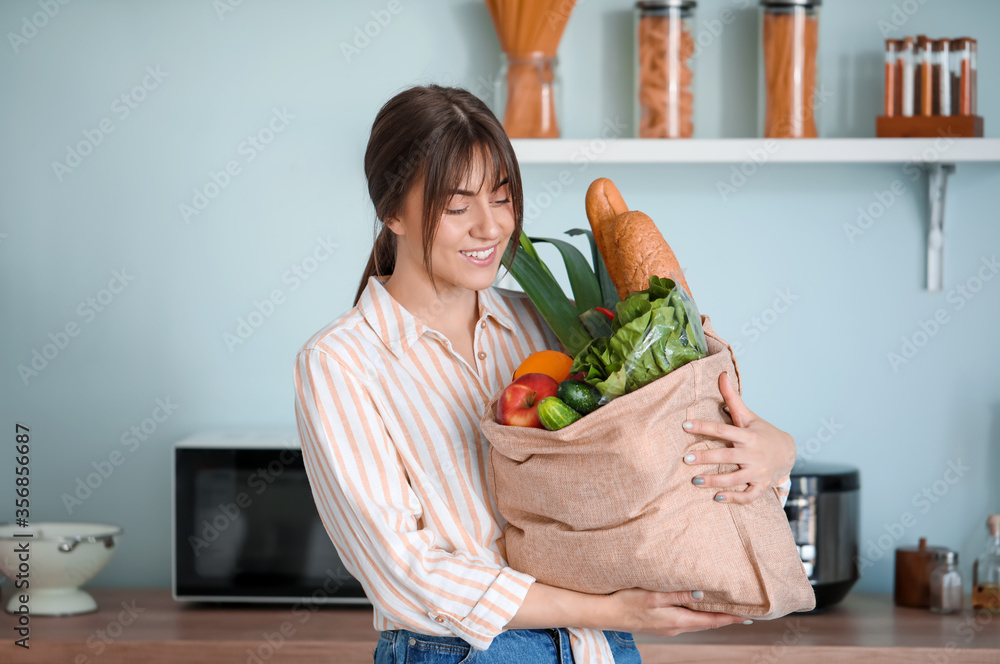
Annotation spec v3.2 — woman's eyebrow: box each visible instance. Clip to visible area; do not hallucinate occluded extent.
[452,177,509,196]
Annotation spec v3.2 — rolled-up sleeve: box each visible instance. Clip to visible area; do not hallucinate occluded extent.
[293,348,535,650]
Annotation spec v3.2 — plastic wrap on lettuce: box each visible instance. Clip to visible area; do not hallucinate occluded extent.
[569,276,708,406]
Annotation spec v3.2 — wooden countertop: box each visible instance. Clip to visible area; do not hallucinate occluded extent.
[1,588,998,663]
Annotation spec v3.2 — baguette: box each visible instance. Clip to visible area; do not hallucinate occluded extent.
[584,178,629,298]
[612,210,692,299]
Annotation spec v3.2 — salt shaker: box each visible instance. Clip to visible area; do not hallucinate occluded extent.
[929,550,963,615]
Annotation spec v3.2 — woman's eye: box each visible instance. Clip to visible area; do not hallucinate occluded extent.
[445,197,508,215]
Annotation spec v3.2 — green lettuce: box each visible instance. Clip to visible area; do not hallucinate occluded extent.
[569,276,709,404]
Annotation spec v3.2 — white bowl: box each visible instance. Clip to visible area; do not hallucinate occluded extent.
[0,522,123,616]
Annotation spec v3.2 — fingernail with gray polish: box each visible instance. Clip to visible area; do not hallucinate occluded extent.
[692,477,704,485]
[715,494,726,502]
[683,454,696,463]
[692,590,704,599]
[743,620,753,625]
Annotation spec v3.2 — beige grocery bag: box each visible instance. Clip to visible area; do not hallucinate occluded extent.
[480,314,815,619]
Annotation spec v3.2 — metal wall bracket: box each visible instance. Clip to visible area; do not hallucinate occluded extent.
[926,163,956,291]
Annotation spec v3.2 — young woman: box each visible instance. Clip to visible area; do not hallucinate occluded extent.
[293,85,796,663]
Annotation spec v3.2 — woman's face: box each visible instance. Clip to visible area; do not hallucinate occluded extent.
[391,149,515,294]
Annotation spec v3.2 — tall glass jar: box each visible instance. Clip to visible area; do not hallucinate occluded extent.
[972,514,1000,613]
[634,1,697,139]
[759,0,821,138]
[493,52,562,138]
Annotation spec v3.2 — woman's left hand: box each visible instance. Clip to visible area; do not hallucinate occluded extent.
[680,371,796,504]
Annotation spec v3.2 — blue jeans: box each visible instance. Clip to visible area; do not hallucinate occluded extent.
[372,626,641,663]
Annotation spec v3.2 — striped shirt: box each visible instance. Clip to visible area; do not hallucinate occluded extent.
[293,273,629,661]
[294,273,792,662]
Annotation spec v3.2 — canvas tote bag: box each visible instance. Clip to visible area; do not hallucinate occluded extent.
[480,314,815,619]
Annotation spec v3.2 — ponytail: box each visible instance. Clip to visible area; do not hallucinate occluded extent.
[353,224,396,307]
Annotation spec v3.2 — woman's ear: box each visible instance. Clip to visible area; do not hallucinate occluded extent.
[383,216,404,236]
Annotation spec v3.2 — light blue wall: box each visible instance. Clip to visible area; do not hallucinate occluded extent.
[1,0,997,596]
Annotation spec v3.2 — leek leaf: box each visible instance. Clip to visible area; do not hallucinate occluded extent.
[564,228,620,309]
[501,238,593,358]
[527,236,602,314]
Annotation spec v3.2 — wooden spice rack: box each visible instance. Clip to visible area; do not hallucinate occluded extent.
[876,115,984,138]
[511,137,1000,291]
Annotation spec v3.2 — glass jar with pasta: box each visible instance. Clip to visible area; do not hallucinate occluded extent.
[635,0,697,139]
[494,52,562,138]
[759,0,821,138]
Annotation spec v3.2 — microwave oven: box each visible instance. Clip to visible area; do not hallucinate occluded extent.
[172,430,369,604]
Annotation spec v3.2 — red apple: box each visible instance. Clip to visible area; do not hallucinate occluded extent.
[496,373,559,428]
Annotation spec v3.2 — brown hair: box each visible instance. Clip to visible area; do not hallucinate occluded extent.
[353,85,523,307]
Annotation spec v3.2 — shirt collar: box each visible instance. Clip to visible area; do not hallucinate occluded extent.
[357,275,516,359]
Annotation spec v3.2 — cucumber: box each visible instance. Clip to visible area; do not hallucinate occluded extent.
[556,379,602,415]
[537,396,582,431]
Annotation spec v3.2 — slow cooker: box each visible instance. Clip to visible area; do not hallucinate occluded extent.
[783,460,861,611]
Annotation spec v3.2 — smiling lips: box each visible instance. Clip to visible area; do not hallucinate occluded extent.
[460,245,497,260]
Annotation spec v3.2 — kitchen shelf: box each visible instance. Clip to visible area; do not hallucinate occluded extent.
[512,138,1000,291]
[510,138,1000,163]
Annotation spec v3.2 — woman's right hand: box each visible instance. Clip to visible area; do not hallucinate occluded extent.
[606,588,749,637]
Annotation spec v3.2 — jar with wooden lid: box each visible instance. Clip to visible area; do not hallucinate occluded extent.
[634,0,697,138]
[758,0,821,138]
[894,537,949,608]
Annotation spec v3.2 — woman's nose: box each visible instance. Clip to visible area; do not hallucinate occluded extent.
[472,199,502,240]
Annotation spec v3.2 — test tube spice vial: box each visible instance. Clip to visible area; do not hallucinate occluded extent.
[970,38,978,115]
[955,38,972,115]
[930,39,943,116]
[917,35,933,117]
[884,39,898,117]
[901,36,915,117]
[950,38,962,115]
[893,39,904,118]
[936,39,951,116]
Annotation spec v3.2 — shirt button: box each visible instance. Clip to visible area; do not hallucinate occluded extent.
[478,351,486,360]
[435,617,445,623]
[481,321,486,329]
